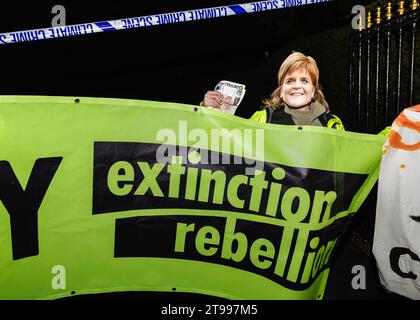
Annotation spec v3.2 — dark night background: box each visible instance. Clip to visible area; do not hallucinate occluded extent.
[0,0,407,301]
[0,0,373,123]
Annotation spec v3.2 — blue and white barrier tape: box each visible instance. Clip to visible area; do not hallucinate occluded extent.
[0,0,333,45]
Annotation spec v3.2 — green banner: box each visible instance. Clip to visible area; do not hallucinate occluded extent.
[0,96,385,300]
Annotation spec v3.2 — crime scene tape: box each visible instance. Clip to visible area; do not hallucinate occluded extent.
[0,0,333,45]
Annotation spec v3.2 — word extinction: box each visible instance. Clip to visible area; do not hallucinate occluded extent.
[107,155,338,224]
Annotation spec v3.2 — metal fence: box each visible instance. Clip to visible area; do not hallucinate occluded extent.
[348,1,419,133]
[346,1,419,259]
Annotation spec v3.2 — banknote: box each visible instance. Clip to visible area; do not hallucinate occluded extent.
[214,80,246,114]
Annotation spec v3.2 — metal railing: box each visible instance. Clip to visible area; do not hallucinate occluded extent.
[349,0,419,133]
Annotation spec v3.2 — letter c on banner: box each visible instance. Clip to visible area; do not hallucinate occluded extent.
[390,247,420,279]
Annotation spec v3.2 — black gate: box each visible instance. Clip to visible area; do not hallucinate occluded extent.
[344,0,419,271]
[348,0,419,133]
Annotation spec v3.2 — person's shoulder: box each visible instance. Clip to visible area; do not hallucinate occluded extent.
[250,108,267,123]
[378,126,391,136]
[326,113,345,131]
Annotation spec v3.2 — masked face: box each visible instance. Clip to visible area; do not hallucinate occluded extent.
[280,68,316,110]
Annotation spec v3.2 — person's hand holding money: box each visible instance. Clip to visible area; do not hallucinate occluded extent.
[203,90,233,109]
[220,96,233,112]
